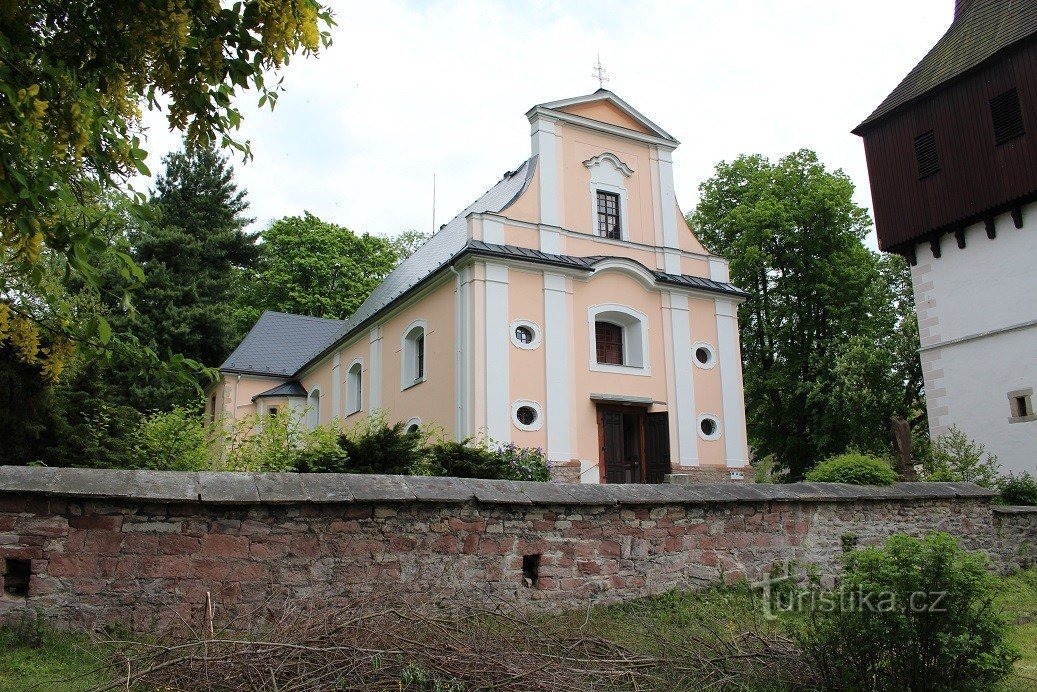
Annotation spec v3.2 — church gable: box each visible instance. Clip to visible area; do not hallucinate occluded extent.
[558,100,654,135]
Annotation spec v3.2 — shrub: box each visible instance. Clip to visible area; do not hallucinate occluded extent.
[921,426,1000,487]
[997,471,1037,506]
[798,532,1018,691]
[293,423,349,473]
[134,406,212,471]
[419,439,501,479]
[337,415,423,475]
[804,453,898,485]
[494,442,550,482]
[221,412,307,472]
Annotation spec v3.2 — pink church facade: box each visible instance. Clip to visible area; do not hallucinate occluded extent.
[211,90,751,484]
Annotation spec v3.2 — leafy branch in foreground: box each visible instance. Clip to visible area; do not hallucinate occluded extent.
[0,0,333,378]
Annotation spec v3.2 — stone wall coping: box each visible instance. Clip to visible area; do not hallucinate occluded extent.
[0,466,997,506]
[992,505,1037,514]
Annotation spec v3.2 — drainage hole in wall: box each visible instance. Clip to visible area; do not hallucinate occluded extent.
[3,558,30,599]
[521,554,540,588]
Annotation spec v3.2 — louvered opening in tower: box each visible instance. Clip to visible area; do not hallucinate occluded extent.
[990,88,1025,145]
[914,130,940,179]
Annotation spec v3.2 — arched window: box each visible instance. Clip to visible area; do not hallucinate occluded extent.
[588,304,649,374]
[346,360,363,415]
[401,321,427,389]
[595,321,624,365]
[307,388,321,429]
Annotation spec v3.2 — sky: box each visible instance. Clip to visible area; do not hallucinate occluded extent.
[137,0,955,250]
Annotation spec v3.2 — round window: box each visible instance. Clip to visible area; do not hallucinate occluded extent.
[516,406,537,426]
[700,418,717,436]
[515,326,534,344]
[695,347,710,364]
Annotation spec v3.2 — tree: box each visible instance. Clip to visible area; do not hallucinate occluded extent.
[391,230,432,263]
[692,150,923,479]
[119,145,258,410]
[0,1,332,380]
[238,212,399,324]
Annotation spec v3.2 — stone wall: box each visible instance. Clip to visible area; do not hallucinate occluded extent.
[0,467,1032,633]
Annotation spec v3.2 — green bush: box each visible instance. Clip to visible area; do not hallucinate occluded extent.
[494,442,550,482]
[221,412,307,472]
[997,471,1037,506]
[416,440,551,481]
[921,426,1000,487]
[798,532,1018,691]
[134,406,212,471]
[804,453,898,485]
[336,416,423,475]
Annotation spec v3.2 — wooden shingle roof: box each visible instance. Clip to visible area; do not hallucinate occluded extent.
[854,0,1037,133]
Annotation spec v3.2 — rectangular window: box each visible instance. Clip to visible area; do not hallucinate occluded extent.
[268,407,279,417]
[209,395,217,424]
[595,321,624,365]
[914,130,940,179]
[990,88,1025,145]
[596,190,621,239]
[1009,389,1035,422]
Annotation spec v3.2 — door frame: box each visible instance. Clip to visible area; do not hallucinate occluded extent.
[596,404,649,484]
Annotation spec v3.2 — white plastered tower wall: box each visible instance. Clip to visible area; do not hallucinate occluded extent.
[912,201,1037,475]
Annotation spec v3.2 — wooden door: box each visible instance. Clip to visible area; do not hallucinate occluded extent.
[598,406,651,483]
[645,412,671,484]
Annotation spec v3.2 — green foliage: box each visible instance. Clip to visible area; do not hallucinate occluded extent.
[692,150,924,479]
[236,212,400,327]
[997,472,1037,506]
[220,413,309,473]
[133,406,212,471]
[798,532,1019,691]
[493,442,551,482]
[114,144,259,410]
[417,440,549,481]
[334,415,424,475]
[922,426,1001,487]
[804,453,899,486]
[0,0,331,376]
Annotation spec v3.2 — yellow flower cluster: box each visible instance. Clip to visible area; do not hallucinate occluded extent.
[0,303,74,383]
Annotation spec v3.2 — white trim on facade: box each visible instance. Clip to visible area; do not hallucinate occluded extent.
[484,263,511,443]
[588,303,651,376]
[530,116,561,233]
[526,106,679,148]
[453,265,473,439]
[668,292,699,466]
[715,298,748,467]
[656,148,681,275]
[509,318,543,350]
[368,326,382,411]
[544,272,572,462]
[512,399,544,432]
[404,417,421,433]
[331,353,341,419]
[482,216,505,245]
[307,386,322,429]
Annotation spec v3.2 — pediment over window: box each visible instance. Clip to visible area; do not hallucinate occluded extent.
[583,152,634,177]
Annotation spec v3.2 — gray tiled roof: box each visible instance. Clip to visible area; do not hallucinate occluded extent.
[855,0,1037,131]
[220,311,345,377]
[253,381,307,399]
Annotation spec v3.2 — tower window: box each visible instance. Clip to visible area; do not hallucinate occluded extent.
[1009,389,1034,422]
[914,130,940,179]
[596,190,621,239]
[990,88,1025,145]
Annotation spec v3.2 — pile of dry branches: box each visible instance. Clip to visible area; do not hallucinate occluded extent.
[80,590,814,691]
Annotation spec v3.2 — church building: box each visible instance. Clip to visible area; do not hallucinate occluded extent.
[854,0,1037,474]
[211,89,752,484]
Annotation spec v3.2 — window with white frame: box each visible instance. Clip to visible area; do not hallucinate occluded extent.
[346,360,363,415]
[588,304,649,374]
[307,388,321,429]
[401,321,427,389]
[583,152,632,240]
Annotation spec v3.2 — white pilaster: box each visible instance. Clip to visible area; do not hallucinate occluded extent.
[368,326,382,412]
[544,272,572,462]
[484,263,511,443]
[668,292,699,465]
[483,217,504,245]
[455,265,473,439]
[331,353,341,419]
[715,299,748,467]
[657,147,681,275]
[531,116,561,229]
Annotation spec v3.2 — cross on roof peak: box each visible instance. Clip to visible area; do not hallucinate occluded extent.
[592,55,609,90]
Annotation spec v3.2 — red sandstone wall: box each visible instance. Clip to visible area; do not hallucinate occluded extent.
[0,470,1030,633]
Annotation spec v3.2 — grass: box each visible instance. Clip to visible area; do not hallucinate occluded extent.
[1,569,1035,690]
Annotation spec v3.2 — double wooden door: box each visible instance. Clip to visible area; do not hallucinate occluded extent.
[597,407,670,484]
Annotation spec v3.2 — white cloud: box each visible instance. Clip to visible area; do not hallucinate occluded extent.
[136,0,954,250]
